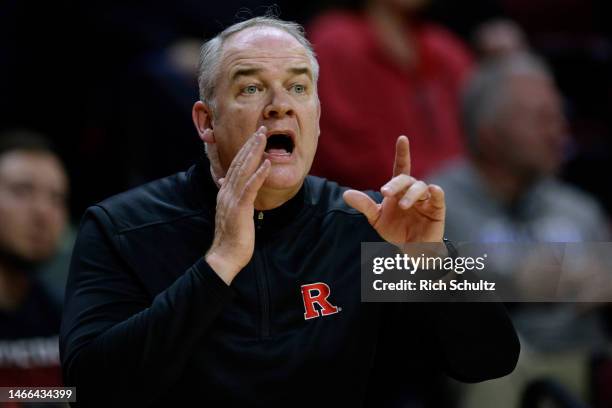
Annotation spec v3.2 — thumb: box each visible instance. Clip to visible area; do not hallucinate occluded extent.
[343,190,380,225]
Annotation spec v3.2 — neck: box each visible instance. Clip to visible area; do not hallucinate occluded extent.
[472,155,535,205]
[254,183,303,210]
[0,260,30,311]
[365,0,417,67]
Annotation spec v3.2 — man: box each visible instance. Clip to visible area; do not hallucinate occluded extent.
[431,52,608,254]
[429,53,610,407]
[60,16,519,407]
[0,131,69,388]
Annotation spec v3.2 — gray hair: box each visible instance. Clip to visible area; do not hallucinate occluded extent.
[197,16,320,110]
[461,52,553,154]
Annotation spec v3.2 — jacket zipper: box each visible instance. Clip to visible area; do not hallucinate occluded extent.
[255,211,271,338]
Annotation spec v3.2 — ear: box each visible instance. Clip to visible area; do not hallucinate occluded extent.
[192,101,215,143]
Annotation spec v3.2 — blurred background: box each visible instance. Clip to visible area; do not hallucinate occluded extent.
[1,0,611,406]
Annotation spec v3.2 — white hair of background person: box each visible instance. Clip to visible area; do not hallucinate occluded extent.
[461,52,554,156]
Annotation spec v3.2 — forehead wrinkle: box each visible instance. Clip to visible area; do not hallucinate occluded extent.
[225,54,313,83]
[221,28,311,80]
[223,49,310,67]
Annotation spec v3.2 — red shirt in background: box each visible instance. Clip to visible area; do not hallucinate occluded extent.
[308,11,473,190]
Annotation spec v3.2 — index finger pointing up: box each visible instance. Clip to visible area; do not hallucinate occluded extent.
[392,135,411,177]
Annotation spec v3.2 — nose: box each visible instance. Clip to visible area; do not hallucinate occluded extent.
[263,87,295,119]
[31,191,61,228]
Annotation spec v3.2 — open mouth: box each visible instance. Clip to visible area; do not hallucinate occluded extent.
[265,132,295,155]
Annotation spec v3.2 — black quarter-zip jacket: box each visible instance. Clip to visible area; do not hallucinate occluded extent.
[60,157,520,407]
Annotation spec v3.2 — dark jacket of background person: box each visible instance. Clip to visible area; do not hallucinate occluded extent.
[60,157,519,407]
[308,9,473,190]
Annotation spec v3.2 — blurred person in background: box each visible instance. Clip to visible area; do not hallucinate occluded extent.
[432,52,608,261]
[0,131,69,388]
[429,53,611,407]
[308,0,473,190]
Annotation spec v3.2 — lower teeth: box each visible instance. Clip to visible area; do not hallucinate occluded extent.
[267,148,290,155]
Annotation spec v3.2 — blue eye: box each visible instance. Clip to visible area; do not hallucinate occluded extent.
[243,85,259,94]
[293,84,306,94]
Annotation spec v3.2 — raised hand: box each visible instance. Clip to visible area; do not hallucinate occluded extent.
[205,126,271,284]
[343,136,445,245]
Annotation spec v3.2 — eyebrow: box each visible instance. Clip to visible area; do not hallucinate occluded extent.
[229,66,313,82]
[230,67,262,82]
[289,67,312,80]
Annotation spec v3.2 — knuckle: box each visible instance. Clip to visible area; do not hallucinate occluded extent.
[398,175,414,185]
[239,165,253,179]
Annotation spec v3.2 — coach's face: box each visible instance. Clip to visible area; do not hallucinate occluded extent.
[196,26,321,195]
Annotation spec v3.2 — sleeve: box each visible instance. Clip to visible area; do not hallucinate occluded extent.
[421,301,520,383]
[425,241,520,382]
[369,300,520,405]
[367,245,519,394]
[59,205,235,405]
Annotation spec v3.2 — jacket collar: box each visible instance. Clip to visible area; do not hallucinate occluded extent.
[189,155,308,234]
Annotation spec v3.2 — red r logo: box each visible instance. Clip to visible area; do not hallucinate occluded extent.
[301,282,339,320]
